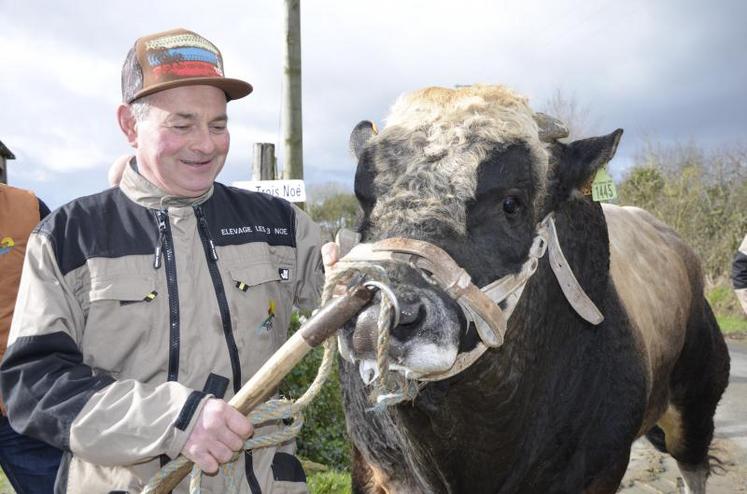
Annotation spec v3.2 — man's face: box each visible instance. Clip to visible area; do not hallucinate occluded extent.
[131,85,230,197]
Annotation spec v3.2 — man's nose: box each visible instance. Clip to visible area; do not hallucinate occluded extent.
[190,126,218,154]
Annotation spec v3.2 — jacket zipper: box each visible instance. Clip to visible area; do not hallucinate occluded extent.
[194,205,243,394]
[154,209,181,382]
[196,204,264,493]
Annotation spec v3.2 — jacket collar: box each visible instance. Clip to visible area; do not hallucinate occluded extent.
[119,158,214,209]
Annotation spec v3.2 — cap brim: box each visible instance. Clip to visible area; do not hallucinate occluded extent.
[128,77,253,103]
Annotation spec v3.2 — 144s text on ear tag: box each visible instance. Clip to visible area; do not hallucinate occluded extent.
[591,167,617,202]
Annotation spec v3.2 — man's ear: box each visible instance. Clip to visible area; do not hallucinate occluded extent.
[547,129,623,208]
[117,104,138,147]
[349,120,378,161]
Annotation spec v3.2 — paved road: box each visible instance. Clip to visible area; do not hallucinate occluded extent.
[619,338,747,493]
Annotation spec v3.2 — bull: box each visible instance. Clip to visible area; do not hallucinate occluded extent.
[333,85,730,494]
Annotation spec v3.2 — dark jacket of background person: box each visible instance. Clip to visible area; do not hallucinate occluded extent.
[733,234,747,316]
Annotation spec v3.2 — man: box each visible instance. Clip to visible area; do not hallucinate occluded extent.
[0,183,62,492]
[0,28,325,493]
[733,234,747,316]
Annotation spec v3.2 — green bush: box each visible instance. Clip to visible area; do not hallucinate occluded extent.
[307,191,361,242]
[717,314,747,334]
[279,312,351,471]
[617,142,747,285]
[707,281,743,316]
[307,470,352,494]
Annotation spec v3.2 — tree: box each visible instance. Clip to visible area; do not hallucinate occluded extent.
[307,182,360,241]
[539,88,600,140]
[617,141,747,316]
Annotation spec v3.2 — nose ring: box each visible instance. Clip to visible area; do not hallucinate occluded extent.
[363,281,401,328]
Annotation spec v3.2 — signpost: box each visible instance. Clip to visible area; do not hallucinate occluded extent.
[233,179,307,203]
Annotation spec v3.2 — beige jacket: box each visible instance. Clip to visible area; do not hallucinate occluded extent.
[0,163,323,493]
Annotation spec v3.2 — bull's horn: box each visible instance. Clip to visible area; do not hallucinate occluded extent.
[534,112,570,141]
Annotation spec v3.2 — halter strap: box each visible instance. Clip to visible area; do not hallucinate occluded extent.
[332,213,603,381]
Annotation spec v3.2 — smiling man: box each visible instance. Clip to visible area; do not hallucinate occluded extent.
[0,28,325,493]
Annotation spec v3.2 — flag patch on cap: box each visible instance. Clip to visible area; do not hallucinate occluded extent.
[145,33,219,53]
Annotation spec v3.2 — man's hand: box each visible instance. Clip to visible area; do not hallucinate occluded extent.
[181,398,253,474]
[322,241,349,298]
[321,242,339,270]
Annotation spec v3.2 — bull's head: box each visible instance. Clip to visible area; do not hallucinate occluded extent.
[337,85,622,389]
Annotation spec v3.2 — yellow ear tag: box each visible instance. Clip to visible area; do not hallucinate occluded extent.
[591,167,617,202]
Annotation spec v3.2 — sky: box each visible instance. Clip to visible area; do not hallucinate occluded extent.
[1,0,745,209]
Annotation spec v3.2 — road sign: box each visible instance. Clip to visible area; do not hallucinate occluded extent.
[233,179,307,203]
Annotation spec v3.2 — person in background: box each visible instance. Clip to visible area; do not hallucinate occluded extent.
[0,183,63,492]
[733,234,747,317]
[108,154,132,187]
[0,28,326,493]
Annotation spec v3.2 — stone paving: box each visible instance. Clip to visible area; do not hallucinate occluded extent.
[619,438,747,493]
[619,338,747,493]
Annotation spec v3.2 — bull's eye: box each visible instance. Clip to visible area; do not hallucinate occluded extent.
[502,196,521,215]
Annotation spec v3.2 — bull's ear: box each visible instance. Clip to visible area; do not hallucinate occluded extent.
[349,120,378,160]
[549,129,623,205]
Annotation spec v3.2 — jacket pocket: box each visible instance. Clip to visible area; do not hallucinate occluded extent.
[229,263,281,290]
[84,274,163,379]
[227,262,291,376]
[228,263,283,336]
[89,274,156,303]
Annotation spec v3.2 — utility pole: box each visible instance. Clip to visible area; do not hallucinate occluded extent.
[282,0,303,182]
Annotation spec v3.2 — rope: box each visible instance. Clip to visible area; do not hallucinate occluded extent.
[186,399,306,492]
[376,297,393,394]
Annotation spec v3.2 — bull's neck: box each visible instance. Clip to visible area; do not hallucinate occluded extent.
[505,200,610,368]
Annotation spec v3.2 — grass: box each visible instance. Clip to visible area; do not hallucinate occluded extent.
[707,283,747,336]
[717,314,747,335]
[0,472,14,494]
[308,470,352,494]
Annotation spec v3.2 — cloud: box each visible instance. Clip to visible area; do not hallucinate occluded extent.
[1,0,745,210]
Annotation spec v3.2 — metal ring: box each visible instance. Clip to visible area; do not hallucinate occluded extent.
[363,281,401,328]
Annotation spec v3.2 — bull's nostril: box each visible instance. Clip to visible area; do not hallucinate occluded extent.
[396,301,424,327]
[352,305,380,356]
[352,299,424,358]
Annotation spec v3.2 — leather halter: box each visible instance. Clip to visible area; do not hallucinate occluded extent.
[333,214,603,381]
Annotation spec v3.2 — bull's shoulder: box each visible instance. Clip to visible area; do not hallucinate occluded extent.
[602,203,702,276]
[602,203,671,234]
[601,204,703,417]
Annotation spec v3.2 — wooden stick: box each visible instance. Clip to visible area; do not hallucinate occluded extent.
[146,284,373,494]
